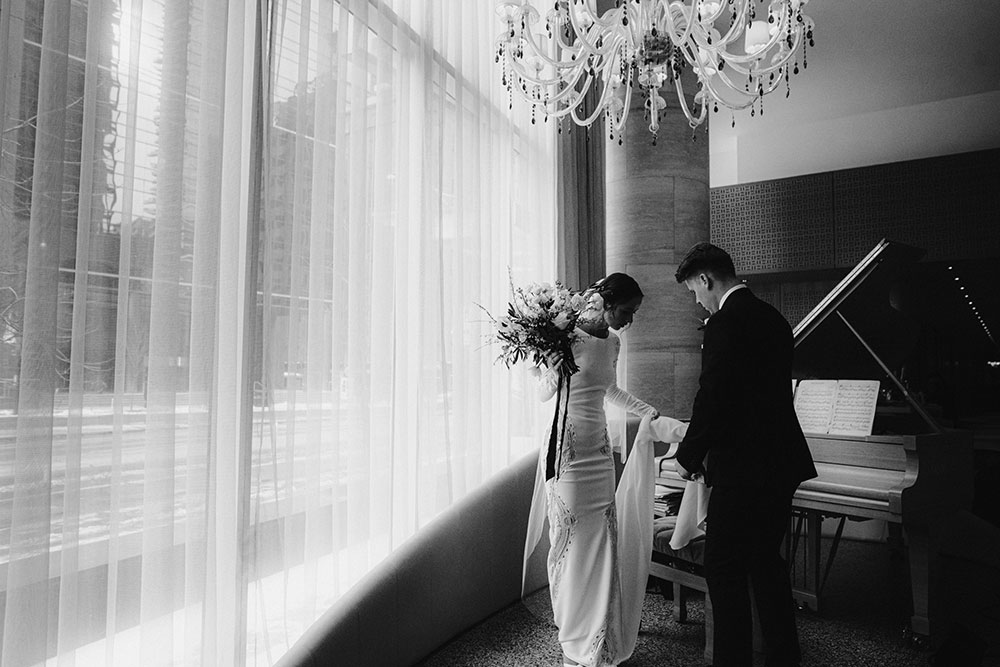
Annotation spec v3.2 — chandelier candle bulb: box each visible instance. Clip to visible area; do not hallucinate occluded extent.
[744,20,770,54]
[495,0,815,136]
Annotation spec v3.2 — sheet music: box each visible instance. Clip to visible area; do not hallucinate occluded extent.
[793,379,838,435]
[828,379,880,436]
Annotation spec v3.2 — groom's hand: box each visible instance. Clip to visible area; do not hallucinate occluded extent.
[675,458,704,482]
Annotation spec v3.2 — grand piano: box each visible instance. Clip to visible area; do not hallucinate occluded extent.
[656,238,975,639]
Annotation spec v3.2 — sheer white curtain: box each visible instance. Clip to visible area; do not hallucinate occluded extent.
[0,0,259,664]
[0,0,556,665]
[248,0,556,661]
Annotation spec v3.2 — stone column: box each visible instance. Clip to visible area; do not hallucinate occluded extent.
[605,80,710,420]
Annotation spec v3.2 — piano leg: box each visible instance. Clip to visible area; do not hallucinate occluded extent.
[905,525,932,638]
[788,511,820,611]
[887,521,905,561]
[807,512,822,611]
[788,511,848,614]
[704,591,714,664]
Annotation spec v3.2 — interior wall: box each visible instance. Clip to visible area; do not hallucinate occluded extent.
[710,91,1000,187]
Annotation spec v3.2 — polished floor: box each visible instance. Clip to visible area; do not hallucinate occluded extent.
[419,537,998,667]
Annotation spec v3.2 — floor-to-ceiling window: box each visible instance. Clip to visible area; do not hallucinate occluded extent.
[0,0,555,664]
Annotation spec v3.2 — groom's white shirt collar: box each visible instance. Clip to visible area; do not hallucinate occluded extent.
[719,283,747,311]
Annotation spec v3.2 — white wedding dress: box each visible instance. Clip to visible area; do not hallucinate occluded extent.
[522,330,687,667]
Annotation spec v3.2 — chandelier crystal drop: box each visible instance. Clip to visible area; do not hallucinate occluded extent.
[495,0,815,141]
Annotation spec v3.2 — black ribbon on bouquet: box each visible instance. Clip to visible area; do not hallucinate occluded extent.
[544,371,572,481]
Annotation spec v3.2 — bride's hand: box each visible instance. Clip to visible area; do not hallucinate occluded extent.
[544,350,563,370]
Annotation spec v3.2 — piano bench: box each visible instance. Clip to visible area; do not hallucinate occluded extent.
[650,516,707,622]
[650,516,763,664]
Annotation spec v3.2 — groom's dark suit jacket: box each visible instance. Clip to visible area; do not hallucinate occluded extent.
[676,287,817,489]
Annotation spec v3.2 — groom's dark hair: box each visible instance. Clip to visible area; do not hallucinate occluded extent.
[674,243,736,283]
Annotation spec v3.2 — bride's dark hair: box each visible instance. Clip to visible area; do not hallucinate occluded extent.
[589,272,643,307]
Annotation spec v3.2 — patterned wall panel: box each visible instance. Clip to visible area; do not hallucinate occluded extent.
[745,278,839,330]
[750,281,780,312]
[711,173,835,274]
[710,148,1000,273]
[833,150,1000,267]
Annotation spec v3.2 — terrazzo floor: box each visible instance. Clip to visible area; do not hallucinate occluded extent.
[418,539,943,667]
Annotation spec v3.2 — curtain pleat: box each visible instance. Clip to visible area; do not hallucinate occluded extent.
[4,0,72,662]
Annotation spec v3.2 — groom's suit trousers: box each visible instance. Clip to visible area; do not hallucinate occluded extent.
[704,482,801,667]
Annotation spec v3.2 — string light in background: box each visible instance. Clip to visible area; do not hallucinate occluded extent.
[948,265,996,347]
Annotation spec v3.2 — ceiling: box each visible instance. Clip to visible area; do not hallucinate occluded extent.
[709,0,1000,151]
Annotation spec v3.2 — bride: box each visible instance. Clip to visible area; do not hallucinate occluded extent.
[523,273,688,667]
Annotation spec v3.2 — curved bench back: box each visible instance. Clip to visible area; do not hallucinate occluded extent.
[276,450,540,667]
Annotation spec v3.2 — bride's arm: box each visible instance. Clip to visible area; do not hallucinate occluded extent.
[605,336,659,418]
[604,382,658,418]
[529,365,560,402]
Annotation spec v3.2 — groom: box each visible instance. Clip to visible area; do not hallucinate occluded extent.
[673,243,816,667]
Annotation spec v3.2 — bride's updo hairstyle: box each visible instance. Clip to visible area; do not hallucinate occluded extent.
[589,272,643,307]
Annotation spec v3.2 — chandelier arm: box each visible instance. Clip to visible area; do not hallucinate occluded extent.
[696,0,727,25]
[713,1,750,47]
[511,31,629,100]
[547,24,629,69]
[551,17,585,55]
[661,2,698,48]
[521,28,602,73]
[713,26,803,76]
[510,35,624,89]
[714,12,811,69]
[564,3,626,61]
[699,69,783,112]
[503,55,593,111]
[672,75,709,127]
[722,23,790,65]
[708,68,760,106]
[613,78,633,134]
[504,51,581,91]
[573,55,632,128]
[544,69,591,104]
[574,1,625,32]
[530,38,627,90]
[543,101,585,119]
[568,77,612,127]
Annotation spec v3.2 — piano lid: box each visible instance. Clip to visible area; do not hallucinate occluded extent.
[792,238,942,433]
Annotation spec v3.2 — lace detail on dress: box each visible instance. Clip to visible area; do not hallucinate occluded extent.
[545,482,577,602]
[605,503,622,663]
[558,421,578,476]
[587,503,621,666]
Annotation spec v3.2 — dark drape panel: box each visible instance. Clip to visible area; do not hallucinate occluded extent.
[557,88,606,292]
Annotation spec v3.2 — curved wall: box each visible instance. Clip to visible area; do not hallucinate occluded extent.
[275,450,542,667]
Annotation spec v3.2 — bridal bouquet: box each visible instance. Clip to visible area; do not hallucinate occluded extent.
[483,280,586,377]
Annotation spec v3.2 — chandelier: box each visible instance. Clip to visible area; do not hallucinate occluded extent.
[495,0,815,143]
